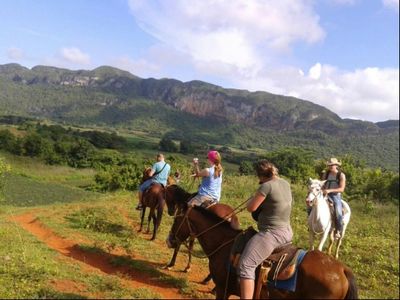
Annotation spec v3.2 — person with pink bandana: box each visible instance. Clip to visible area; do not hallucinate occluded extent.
[188,150,223,208]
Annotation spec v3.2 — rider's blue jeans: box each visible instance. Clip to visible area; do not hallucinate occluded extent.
[329,193,343,233]
[139,178,154,192]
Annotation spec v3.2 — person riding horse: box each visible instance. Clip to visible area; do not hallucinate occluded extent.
[136,153,171,210]
[322,157,346,240]
[239,160,293,299]
[188,150,223,208]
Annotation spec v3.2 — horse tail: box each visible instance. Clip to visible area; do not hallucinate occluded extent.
[344,267,359,299]
[156,191,165,228]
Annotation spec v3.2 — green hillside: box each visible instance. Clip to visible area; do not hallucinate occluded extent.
[0,63,398,170]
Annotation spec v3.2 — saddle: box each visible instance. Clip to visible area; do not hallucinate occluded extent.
[230,227,302,281]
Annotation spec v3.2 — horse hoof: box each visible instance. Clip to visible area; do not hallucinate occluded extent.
[163,265,173,270]
[184,267,191,273]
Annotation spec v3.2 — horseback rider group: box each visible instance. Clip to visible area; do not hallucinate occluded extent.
[136,153,346,299]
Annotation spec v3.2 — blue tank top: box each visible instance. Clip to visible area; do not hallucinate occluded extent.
[198,167,222,201]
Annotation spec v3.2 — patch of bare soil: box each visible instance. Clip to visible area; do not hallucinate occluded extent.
[49,279,90,297]
[11,212,184,299]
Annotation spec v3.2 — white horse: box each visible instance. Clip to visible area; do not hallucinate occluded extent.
[306,178,351,259]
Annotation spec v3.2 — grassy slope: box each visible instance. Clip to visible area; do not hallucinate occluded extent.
[0,154,398,299]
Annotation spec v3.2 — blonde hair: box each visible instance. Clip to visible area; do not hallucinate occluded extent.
[213,152,223,178]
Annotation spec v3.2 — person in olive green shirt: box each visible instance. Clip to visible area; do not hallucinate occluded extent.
[238,160,293,299]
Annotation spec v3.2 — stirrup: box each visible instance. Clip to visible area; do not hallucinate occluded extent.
[136,204,143,210]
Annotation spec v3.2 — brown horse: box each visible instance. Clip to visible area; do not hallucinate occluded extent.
[138,168,166,240]
[167,206,359,299]
[165,184,240,277]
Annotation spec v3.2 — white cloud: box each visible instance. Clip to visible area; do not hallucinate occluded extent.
[233,64,399,122]
[7,47,24,60]
[109,55,160,78]
[126,0,398,122]
[383,0,399,12]
[308,63,322,80]
[60,47,90,65]
[128,0,325,76]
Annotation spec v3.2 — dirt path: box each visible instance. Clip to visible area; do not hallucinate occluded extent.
[11,212,185,299]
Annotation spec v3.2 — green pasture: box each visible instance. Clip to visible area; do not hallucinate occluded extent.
[0,154,398,299]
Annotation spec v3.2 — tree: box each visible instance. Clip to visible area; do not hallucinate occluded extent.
[264,148,315,183]
[239,160,254,175]
[159,137,178,152]
[180,139,195,154]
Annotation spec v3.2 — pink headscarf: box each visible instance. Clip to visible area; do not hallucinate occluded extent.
[207,150,220,163]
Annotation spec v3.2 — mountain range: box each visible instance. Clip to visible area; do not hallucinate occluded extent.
[0,63,398,170]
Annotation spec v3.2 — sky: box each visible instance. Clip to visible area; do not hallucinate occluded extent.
[0,0,399,122]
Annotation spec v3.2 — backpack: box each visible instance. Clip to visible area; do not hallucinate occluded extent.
[323,170,342,189]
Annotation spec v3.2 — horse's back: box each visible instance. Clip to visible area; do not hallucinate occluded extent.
[297,250,350,299]
[208,203,240,229]
[143,183,165,208]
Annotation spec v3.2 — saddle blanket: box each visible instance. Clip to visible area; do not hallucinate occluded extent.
[267,249,307,292]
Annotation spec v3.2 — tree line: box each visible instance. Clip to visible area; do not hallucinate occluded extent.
[0,124,398,203]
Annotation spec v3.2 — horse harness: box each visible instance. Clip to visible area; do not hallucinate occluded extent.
[172,207,239,258]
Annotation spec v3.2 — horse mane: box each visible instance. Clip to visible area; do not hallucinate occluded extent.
[170,185,196,203]
[192,206,241,233]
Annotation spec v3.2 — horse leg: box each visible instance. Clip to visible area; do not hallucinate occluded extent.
[138,207,146,232]
[165,244,180,269]
[317,228,330,251]
[327,229,335,255]
[184,237,194,272]
[146,208,153,234]
[151,202,164,241]
[308,230,315,250]
[335,223,347,259]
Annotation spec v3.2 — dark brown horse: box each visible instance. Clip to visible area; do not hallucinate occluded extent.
[165,184,240,276]
[167,206,359,299]
[138,168,166,240]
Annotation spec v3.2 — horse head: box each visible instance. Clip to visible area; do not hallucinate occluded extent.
[165,185,193,216]
[306,179,326,207]
[166,208,191,249]
[141,167,152,183]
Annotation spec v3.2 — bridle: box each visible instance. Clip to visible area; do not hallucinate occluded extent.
[171,207,240,258]
[307,184,324,207]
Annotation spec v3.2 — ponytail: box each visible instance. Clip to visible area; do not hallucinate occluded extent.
[213,152,223,178]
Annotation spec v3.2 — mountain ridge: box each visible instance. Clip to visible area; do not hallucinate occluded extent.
[0,63,398,170]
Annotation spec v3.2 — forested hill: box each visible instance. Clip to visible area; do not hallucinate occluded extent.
[0,63,398,170]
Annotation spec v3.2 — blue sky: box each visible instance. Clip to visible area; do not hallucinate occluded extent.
[1,0,398,122]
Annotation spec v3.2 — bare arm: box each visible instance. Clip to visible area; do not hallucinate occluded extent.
[247,192,266,212]
[192,160,210,178]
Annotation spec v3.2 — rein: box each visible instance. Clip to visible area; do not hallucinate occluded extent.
[173,203,247,258]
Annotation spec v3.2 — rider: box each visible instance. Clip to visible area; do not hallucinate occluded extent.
[238,160,293,299]
[136,153,171,210]
[322,157,346,240]
[188,150,223,208]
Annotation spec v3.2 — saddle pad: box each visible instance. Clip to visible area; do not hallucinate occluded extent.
[267,249,307,292]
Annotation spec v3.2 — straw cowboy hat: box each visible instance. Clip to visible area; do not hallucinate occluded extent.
[327,157,341,166]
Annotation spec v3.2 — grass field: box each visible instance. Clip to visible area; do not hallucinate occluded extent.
[0,153,399,299]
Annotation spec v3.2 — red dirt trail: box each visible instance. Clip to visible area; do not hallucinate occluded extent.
[11,212,184,299]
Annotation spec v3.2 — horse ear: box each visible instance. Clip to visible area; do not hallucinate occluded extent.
[308,178,313,184]
[320,180,327,186]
